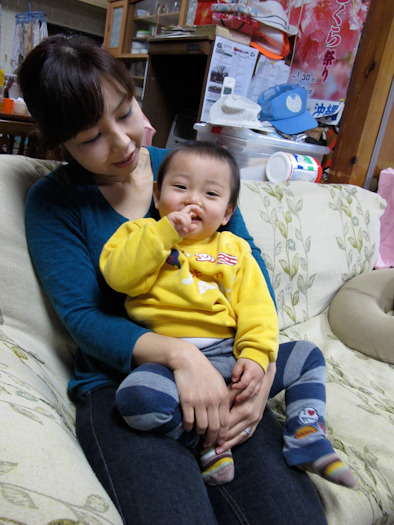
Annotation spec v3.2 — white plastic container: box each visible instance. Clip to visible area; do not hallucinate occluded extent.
[266,152,322,183]
[193,123,329,180]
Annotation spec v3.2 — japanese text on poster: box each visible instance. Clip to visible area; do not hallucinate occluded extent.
[283,0,370,123]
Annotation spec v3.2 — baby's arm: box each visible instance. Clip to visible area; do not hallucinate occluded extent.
[231,357,265,402]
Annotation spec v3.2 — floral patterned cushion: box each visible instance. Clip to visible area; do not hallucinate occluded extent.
[276,313,394,524]
[0,329,122,524]
[239,181,386,330]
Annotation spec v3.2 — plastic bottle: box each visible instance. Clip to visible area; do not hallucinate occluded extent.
[0,68,4,111]
[266,152,322,183]
[221,77,235,96]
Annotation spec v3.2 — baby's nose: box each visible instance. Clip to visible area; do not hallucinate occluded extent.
[187,192,202,206]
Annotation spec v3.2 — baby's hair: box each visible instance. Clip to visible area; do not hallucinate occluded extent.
[17,34,134,150]
[157,141,240,208]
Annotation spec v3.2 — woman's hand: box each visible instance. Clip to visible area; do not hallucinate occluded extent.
[173,344,230,448]
[216,361,277,453]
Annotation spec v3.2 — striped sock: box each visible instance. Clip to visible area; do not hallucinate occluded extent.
[200,446,234,486]
[304,453,355,488]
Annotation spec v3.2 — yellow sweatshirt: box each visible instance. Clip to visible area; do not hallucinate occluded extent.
[100,217,278,372]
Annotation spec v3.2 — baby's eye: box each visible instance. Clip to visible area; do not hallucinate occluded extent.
[174,184,187,190]
[206,191,219,197]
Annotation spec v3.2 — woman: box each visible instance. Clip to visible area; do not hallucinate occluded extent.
[18,34,327,524]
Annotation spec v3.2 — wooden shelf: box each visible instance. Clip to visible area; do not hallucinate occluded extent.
[118,53,149,59]
[104,0,190,103]
[142,36,216,147]
[135,11,180,22]
[104,0,189,57]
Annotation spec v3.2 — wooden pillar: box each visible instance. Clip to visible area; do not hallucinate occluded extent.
[327,0,394,186]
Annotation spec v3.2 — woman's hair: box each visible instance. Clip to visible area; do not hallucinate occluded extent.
[17,34,135,150]
[156,141,241,209]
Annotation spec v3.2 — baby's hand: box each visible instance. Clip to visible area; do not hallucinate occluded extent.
[167,205,202,237]
[231,358,265,402]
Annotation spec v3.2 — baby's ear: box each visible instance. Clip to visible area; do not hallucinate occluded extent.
[153,181,160,209]
[221,203,235,226]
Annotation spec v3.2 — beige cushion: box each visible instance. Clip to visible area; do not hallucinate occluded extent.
[0,155,76,363]
[239,181,386,330]
[328,269,394,363]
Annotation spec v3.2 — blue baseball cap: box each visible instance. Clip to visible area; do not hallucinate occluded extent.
[258,83,318,134]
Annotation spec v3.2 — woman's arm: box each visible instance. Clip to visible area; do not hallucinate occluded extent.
[26,172,230,444]
[25,172,146,375]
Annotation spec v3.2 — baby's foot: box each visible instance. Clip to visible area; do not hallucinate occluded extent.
[200,446,234,486]
[302,453,355,488]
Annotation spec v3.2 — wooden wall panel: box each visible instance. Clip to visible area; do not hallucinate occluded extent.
[327,0,394,186]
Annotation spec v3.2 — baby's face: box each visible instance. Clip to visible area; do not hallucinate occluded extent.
[154,151,234,241]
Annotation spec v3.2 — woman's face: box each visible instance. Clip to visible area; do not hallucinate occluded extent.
[63,79,145,182]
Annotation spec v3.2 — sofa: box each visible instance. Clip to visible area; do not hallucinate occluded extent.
[1,154,393,524]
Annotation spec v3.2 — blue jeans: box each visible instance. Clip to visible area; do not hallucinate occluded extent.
[76,383,328,525]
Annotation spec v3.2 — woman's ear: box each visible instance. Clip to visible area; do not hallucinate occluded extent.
[221,204,235,226]
[153,181,160,209]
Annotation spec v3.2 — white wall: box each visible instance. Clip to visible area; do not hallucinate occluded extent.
[1,0,106,74]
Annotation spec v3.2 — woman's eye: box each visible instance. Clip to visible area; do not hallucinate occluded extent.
[82,133,101,145]
[120,107,132,120]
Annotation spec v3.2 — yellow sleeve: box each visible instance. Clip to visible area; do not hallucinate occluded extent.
[100,217,181,297]
[232,249,279,373]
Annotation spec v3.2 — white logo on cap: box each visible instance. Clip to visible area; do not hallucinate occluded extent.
[286,94,302,114]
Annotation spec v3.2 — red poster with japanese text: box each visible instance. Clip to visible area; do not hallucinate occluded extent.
[278,0,370,123]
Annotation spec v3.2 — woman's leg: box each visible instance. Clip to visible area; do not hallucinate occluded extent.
[115,362,234,485]
[76,383,219,525]
[207,407,328,525]
[270,341,354,487]
[76,384,327,525]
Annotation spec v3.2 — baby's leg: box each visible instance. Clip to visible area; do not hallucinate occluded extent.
[270,341,355,488]
[116,363,233,485]
[200,340,237,485]
[116,363,198,446]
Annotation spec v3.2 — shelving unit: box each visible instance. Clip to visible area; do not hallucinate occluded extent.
[142,35,215,147]
[103,0,191,103]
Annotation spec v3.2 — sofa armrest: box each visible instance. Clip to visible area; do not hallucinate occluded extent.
[0,330,122,523]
